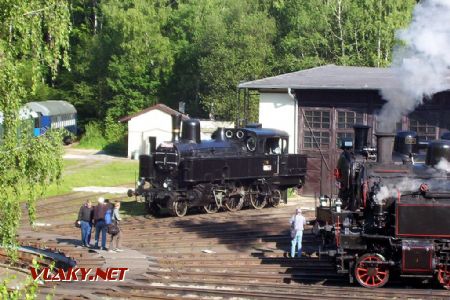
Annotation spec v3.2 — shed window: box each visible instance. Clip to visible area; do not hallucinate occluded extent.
[336,132,353,148]
[304,110,330,129]
[409,119,437,140]
[303,109,330,149]
[337,111,363,129]
[304,131,329,149]
[336,110,365,148]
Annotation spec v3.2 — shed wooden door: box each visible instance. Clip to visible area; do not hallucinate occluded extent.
[299,107,367,197]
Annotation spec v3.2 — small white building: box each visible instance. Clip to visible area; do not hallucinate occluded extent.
[119,104,188,158]
[119,103,235,158]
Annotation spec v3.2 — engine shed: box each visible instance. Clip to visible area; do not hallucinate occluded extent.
[238,64,450,196]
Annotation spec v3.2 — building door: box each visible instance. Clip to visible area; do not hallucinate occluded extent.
[299,107,368,197]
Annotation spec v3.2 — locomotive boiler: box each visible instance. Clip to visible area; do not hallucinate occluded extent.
[315,125,450,289]
[129,115,307,217]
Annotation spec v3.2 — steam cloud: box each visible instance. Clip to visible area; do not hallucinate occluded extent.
[374,157,450,204]
[378,0,450,132]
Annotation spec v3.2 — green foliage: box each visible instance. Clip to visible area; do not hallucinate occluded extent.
[270,0,416,72]
[0,0,70,256]
[78,115,126,154]
[288,188,297,198]
[78,122,108,149]
[52,0,417,126]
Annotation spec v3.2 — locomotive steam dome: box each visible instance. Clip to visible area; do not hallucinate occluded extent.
[394,131,418,155]
[181,119,201,143]
[425,140,450,166]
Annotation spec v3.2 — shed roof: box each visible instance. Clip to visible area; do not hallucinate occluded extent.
[238,64,450,91]
[118,103,188,123]
[26,100,76,116]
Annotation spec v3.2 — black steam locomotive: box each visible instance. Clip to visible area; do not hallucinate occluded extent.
[315,125,450,289]
[130,115,307,217]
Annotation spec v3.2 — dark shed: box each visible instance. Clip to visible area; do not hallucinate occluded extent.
[239,65,450,196]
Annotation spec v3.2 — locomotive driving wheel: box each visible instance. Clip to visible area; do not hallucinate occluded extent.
[201,185,219,214]
[437,265,450,289]
[224,195,244,212]
[354,253,390,288]
[167,194,188,217]
[171,200,188,217]
[270,189,281,208]
[203,202,219,214]
[249,184,268,209]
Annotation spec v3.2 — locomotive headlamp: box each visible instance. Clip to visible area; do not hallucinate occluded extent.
[319,195,328,207]
[163,178,172,190]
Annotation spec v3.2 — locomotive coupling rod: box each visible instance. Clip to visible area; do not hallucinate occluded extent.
[359,260,395,266]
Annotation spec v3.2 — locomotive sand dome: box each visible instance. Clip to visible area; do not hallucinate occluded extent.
[130,115,307,217]
[315,124,450,289]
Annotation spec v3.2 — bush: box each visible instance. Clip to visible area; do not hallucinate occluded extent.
[288,188,297,198]
[77,122,108,149]
[77,116,126,156]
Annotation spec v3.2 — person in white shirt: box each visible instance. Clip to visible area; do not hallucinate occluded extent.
[290,208,306,258]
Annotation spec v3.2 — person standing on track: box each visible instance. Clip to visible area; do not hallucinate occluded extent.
[109,201,123,252]
[93,197,109,250]
[77,200,93,247]
[290,208,306,258]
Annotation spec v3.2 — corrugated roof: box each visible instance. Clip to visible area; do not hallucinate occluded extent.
[118,103,189,123]
[26,100,76,116]
[238,64,450,90]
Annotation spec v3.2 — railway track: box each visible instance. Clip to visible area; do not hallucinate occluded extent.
[13,193,450,299]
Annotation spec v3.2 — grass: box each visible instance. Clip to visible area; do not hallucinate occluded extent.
[44,159,138,197]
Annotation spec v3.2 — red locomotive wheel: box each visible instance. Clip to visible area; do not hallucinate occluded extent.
[354,254,389,288]
[437,266,450,289]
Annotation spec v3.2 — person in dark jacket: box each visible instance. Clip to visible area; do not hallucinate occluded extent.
[77,200,93,247]
[93,197,109,250]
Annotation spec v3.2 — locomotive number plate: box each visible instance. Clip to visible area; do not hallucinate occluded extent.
[263,165,272,171]
[160,142,174,148]
[405,137,416,144]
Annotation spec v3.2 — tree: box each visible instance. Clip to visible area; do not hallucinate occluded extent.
[101,0,174,120]
[161,0,275,121]
[270,0,416,73]
[0,0,71,251]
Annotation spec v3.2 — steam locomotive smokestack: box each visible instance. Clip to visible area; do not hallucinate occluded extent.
[375,132,396,164]
[353,125,370,152]
[172,114,182,142]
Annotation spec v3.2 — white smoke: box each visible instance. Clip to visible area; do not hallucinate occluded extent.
[378,0,450,131]
[434,157,450,172]
[373,159,450,204]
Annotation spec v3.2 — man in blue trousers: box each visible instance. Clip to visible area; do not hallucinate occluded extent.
[290,208,306,258]
[77,200,93,247]
[93,197,109,250]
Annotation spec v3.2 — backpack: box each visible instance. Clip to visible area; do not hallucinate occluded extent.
[108,222,120,235]
[105,209,112,225]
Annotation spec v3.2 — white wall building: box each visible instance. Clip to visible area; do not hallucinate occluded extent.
[119,104,188,158]
[258,92,297,153]
[119,103,235,158]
